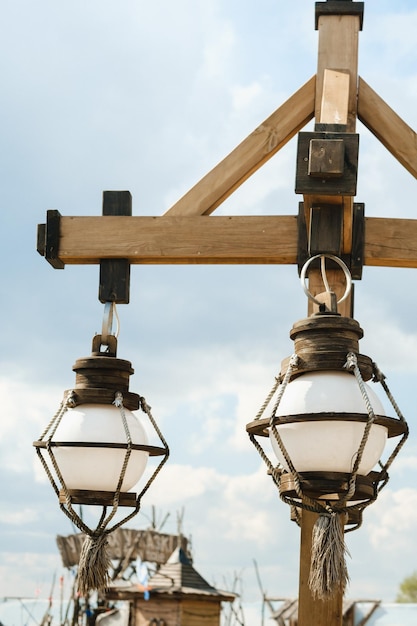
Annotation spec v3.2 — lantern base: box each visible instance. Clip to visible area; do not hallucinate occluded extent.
[59,489,137,507]
[279,471,378,503]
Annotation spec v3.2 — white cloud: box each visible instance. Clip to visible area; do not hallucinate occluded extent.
[139,461,281,551]
[208,467,279,546]
[0,507,39,526]
[366,488,417,550]
[0,552,63,599]
[143,463,222,505]
[201,22,236,80]
[231,81,264,112]
[0,375,63,474]
[354,299,417,374]
[392,455,417,473]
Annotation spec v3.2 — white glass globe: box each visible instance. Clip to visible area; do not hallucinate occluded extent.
[53,403,149,491]
[269,371,388,475]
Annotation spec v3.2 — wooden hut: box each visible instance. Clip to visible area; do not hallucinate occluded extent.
[106,547,235,626]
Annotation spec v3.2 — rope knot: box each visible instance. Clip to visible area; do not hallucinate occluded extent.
[289,354,299,369]
[113,391,123,408]
[372,363,386,383]
[66,390,77,408]
[344,352,357,371]
[140,396,151,413]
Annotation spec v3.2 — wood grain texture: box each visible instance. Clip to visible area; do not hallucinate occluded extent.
[298,509,344,626]
[364,217,417,267]
[56,215,299,265]
[320,69,350,125]
[316,15,360,133]
[44,215,417,268]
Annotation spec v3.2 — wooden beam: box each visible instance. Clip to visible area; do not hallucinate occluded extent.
[164,76,316,217]
[364,217,417,268]
[358,77,417,179]
[50,215,299,265]
[38,214,417,269]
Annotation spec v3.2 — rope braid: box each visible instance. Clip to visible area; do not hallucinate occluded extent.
[373,364,409,492]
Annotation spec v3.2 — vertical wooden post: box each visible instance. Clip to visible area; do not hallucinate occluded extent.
[315,14,360,133]
[298,510,344,626]
[299,5,363,625]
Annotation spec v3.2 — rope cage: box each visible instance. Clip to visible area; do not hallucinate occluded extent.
[33,389,169,538]
[246,348,408,530]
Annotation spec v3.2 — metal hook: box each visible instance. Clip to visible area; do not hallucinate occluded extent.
[101,302,120,345]
[300,254,352,306]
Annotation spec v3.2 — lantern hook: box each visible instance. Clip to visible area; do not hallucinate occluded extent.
[300,254,352,306]
[101,301,120,345]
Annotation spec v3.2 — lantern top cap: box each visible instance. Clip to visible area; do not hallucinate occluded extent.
[289,312,364,340]
[282,313,372,380]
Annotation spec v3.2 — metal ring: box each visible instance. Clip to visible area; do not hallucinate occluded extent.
[300,254,352,305]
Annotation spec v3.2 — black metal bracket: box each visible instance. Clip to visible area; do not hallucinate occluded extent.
[37,209,65,269]
[99,191,132,304]
[315,123,347,134]
[37,191,132,303]
[309,204,343,257]
[298,202,364,280]
[315,1,364,31]
[351,202,365,280]
[295,131,359,197]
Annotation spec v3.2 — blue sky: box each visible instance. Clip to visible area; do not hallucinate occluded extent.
[1,1,417,623]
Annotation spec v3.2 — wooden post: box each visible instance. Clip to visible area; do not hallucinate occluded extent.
[298,510,344,626]
[299,5,362,625]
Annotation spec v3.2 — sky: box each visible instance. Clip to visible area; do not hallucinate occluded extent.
[1,0,417,624]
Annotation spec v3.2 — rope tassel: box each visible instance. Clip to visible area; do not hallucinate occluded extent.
[308,513,350,600]
[77,534,111,596]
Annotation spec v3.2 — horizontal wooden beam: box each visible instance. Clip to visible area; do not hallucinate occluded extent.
[358,77,417,179]
[364,217,417,268]
[46,215,299,265]
[38,214,417,269]
[164,75,316,217]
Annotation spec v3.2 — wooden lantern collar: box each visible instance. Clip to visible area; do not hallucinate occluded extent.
[66,333,140,412]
